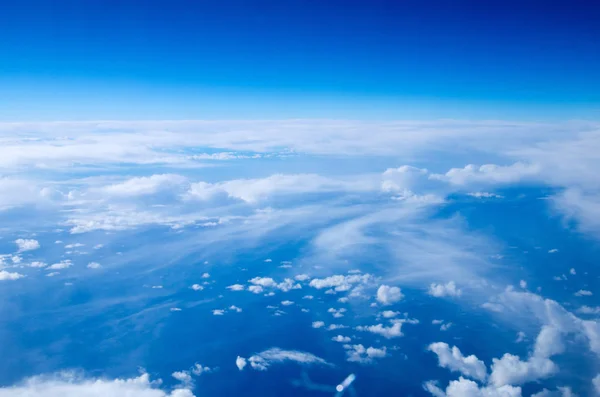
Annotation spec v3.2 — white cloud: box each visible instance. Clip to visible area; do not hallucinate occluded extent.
[246,348,330,371]
[569,268,576,275]
[577,306,600,315]
[593,374,600,394]
[15,238,40,252]
[428,343,487,382]
[28,261,47,268]
[467,192,504,199]
[356,321,403,339]
[229,305,242,313]
[440,322,453,331]
[328,308,347,318]
[428,281,462,298]
[309,274,374,292]
[276,278,302,292]
[226,284,245,291]
[332,335,351,343]
[519,280,527,289]
[64,243,84,249]
[344,344,387,364]
[575,290,592,297]
[0,372,195,397]
[294,274,310,281]
[430,162,540,186]
[171,371,193,388]
[249,277,276,287]
[376,285,404,305]
[101,174,187,197]
[327,324,348,331]
[381,310,400,318]
[247,285,264,294]
[235,356,247,371]
[190,364,211,376]
[212,310,225,316]
[0,270,25,281]
[312,321,325,329]
[87,262,102,269]
[423,377,521,397]
[548,249,559,253]
[281,300,294,306]
[47,260,73,270]
[190,284,203,291]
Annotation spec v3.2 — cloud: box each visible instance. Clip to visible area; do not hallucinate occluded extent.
[245,348,331,371]
[344,344,387,363]
[87,262,102,269]
[190,284,203,291]
[593,374,600,394]
[235,356,247,371]
[281,300,294,306]
[186,174,377,203]
[212,310,225,316]
[577,306,600,315]
[226,284,245,291]
[100,174,188,197]
[575,289,592,297]
[0,270,25,281]
[15,238,41,252]
[309,274,374,292]
[312,321,325,329]
[356,321,404,339]
[249,277,276,287]
[376,285,404,305]
[0,372,194,397]
[47,260,73,270]
[428,281,462,298]
[332,335,351,343]
[428,343,487,382]
[423,377,521,397]
[430,162,540,186]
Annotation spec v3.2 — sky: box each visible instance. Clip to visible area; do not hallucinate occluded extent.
[0,2,600,397]
[1,0,600,120]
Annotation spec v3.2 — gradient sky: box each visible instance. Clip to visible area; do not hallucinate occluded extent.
[1,0,599,120]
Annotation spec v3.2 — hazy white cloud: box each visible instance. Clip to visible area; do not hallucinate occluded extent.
[577,306,600,315]
[312,321,325,329]
[423,377,521,397]
[575,290,592,297]
[246,348,330,371]
[87,262,102,269]
[47,260,73,270]
[593,374,600,394]
[15,238,40,252]
[332,335,351,343]
[428,343,487,382]
[281,300,294,306]
[235,356,247,371]
[428,281,462,298]
[344,344,387,364]
[190,284,204,291]
[247,285,264,294]
[376,285,404,305]
[212,310,225,316]
[226,284,245,291]
[430,162,540,186]
[100,174,187,197]
[0,372,195,397]
[309,274,373,292]
[356,321,403,339]
[0,270,25,281]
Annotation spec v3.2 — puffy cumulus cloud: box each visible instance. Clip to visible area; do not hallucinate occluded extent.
[381,166,429,193]
[0,372,195,397]
[309,274,374,292]
[87,262,102,269]
[531,387,576,397]
[430,162,540,186]
[428,343,487,382]
[47,260,73,270]
[243,348,331,371]
[15,238,40,252]
[247,285,263,294]
[312,321,325,329]
[248,277,276,287]
[356,321,404,339]
[428,281,462,298]
[593,374,600,394]
[100,174,188,197]
[332,335,351,343]
[0,270,25,281]
[344,344,387,364]
[190,284,203,291]
[235,356,247,371]
[185,174,377,203]
[276,278,302,292]
[376,285,404,305]
[575,289,592,297]
[488,326,564,389]
[423,377,521,397]
[295,274,310,281]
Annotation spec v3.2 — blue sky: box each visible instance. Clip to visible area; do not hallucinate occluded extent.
[0,2,600,397]
[1,0,599,120]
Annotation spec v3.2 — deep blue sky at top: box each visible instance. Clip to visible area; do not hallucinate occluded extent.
[1,0,599,120]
